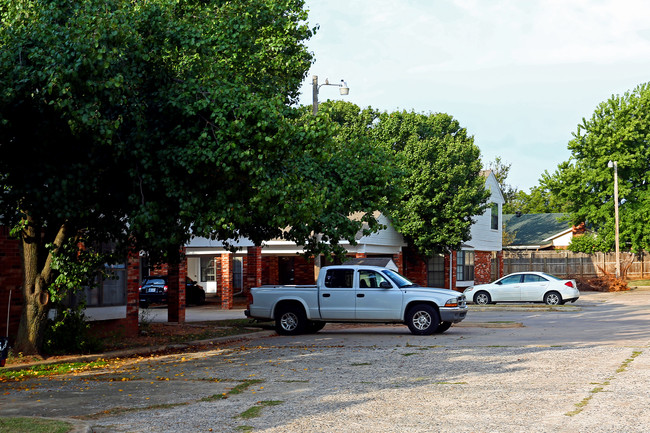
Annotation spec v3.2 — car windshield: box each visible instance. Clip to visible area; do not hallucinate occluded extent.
[144,278,166,285]
[382,269,419,288]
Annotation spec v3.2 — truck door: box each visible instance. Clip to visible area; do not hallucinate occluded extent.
[319,268,356,319]
[355,269,403,320]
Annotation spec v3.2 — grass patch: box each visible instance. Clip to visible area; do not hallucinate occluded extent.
[237,401,284,419]
[229,379,264,395]
[617,351,642,373]
[629,279,650,287]
[402,353,418,357]
[566,350,642,416]
[201,378,265,401]
[279,379,309,383]
[0,359,110,381]
[350,362,371,366]
[0,417,71,433]
[236,426,254,432]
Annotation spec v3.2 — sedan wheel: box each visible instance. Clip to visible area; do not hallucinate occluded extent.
[544,291,562,305]
[474,291,491,305]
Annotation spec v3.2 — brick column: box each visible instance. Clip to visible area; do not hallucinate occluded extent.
[0,227,23,343]
[392,251,404,274]
[167,260,185,323]
[245,246,262,294]
[220,253,233,309]
[266,256,279,285]
[474,251,492,285]
[124,250,140,335]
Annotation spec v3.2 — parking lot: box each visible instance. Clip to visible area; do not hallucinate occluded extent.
[2,288,649,432]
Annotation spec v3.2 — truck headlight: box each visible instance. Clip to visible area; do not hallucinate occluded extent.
[444,298,459,307]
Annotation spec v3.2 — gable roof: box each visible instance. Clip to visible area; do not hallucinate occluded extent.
[503,213,571,248]
[343,257,398,271]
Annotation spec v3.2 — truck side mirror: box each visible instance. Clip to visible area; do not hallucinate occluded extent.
[379,281,392,289]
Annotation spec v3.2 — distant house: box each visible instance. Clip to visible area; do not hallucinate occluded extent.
[503,213,575,250]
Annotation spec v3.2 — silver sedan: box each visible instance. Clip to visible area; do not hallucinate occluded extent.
[463,272,580,305]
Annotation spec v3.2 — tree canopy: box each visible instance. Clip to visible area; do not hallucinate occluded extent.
[0,0,393,353]
[372,110,489,256]
[549,82,650,253]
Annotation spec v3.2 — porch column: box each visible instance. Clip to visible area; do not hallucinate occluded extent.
[167,259,186,323]
[125,250,140,335]
[220,253,233,309]
[245,246,263,294]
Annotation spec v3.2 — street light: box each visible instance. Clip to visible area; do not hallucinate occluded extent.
[312,75,349,115]
[608,160,621,278]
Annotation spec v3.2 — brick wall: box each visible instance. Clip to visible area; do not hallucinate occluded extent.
[294,256,314,284]
[474,251,492,285]
[220,253,233,309]
[263,256,279,285]
[0,227,22,343]
[404,247,427,286]
[392,252,404,274]
[245,247,262,293]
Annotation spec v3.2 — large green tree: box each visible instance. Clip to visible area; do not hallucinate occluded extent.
[0,0,390,354]
[508,171,570,214]
[372,110,489,256]
[549,82,650,253]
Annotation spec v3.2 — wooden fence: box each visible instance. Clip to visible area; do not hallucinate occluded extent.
[501,250,649,279]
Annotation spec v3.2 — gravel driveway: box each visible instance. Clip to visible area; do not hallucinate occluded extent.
[2,289,649,432]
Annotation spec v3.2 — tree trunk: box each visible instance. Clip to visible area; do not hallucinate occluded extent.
[14,217,67,356]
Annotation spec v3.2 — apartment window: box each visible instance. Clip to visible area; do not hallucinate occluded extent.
[233,257,243,289]
[200,256,215,282]
[456,251,474,281]
[491,202,499,230]
[427,254,445,287]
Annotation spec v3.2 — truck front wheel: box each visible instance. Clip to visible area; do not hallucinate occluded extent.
[275,305,307,335]
[406,304,440,335]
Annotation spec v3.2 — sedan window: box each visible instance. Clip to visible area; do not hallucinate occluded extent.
[523,274,547,283]
[499,275,522,285]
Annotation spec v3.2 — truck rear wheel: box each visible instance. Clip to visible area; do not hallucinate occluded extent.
[406,304,440,335]
[275,305,307,335]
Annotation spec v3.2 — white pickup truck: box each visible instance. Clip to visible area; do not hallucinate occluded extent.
[245,265,468,336]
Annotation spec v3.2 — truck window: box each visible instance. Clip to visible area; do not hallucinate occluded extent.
[324,269,354,288]
[358,270,391,288]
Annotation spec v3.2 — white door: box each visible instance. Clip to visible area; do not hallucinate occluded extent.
[491,274,522,301]
[318,268,356,320]
[356,270,402,320]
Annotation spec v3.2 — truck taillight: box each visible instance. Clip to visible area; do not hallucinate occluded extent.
[247,292,254,307]
[163,285,168,292]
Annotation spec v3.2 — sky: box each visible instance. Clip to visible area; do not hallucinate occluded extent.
[297,0,650,192]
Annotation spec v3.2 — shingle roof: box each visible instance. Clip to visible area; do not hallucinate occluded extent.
[503,213,571,247]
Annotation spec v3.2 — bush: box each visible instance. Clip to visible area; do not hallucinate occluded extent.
[43,308,103,355]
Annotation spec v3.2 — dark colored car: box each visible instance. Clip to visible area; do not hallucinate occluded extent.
[139,276,206,308]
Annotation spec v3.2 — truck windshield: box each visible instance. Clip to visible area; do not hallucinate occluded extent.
[383,269,419,288]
